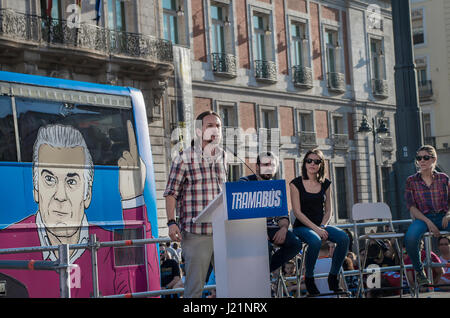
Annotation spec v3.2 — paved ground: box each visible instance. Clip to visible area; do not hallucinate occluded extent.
[385,290,450,298]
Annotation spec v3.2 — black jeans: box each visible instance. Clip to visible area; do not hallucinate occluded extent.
[267,227,303,272]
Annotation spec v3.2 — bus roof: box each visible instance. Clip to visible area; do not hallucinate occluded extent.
[0,70,132,96]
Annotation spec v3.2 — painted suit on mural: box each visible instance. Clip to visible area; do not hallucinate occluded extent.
[0,122,159,297]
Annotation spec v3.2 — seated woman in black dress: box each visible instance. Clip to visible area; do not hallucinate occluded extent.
[290,149,349,296]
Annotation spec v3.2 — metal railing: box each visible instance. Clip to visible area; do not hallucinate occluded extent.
[211,53,237,77]
[0,218,447,298]
[254,60,277,83]
[0,8,173,63]
[372,78,389,98]
[327,72,346,93]
[332,133,349,150]
[292,66,313,88]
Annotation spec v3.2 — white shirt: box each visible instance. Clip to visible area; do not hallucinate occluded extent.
[36,211,89,264]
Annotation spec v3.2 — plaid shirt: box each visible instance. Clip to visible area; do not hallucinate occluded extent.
[405,171,450,214]
[163,146,227,235]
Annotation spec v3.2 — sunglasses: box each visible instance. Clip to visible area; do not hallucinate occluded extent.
[305,158,322,165]
[415,155,434,162]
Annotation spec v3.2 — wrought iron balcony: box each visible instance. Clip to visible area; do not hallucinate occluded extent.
[372,79,389,98]
[211,53,237,78]
[254,60,277,83]
[418,80,433,101]
[332,133,349,150]
[0,9,173,64]
[327,72,346,93]
[298,131,318,149]
[292,66,313,89]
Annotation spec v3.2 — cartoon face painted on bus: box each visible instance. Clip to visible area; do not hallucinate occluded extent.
[32,121,145,248]
[33,130,93,244]
[0,120,159,298]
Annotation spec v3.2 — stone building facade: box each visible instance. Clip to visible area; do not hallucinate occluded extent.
[161,0,399,236]
[0,0,400,237]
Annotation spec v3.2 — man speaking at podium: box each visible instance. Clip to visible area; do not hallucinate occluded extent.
[163,111,227,298]
[240,152,302,273]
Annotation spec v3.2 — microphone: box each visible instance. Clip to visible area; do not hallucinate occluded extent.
[224,146,262,181]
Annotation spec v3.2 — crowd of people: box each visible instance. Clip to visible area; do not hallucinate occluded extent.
[161,111,450,298]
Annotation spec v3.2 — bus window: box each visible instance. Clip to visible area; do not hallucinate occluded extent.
[113,228,145,266]
[15,97,134,165]
[0,96,17,162]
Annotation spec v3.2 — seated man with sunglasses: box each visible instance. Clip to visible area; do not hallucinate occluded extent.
[240,152,303,275]
[404,145,450,286]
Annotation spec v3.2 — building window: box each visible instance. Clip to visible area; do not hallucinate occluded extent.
[325,29,341,74]
[417,67,427,86]
[411,8,424,45]
[169,99,178,131]
[253,13,273,61]
[258,107,279,151]
[163,0,182,44]
[211,4,226,54]
[370,39,385,80]
[261,108,276,129]
[298,112,313,132]
[335,167,348,219]
[228,163,242,181]
[332,115,344,135]
[113,228,145,266]
[107,0,126,31]
[291,22,307,67]
[218,103,239,158]
[0,96,17,162]
[40,0,62,19]
[422,113,435,147]
[218,104,238,128]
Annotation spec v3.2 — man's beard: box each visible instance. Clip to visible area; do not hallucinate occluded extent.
[259,174,274,180]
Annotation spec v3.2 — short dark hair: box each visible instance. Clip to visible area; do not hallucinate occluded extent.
[195,110,221,130]
[438,236,450,244]
[256,151,279,167]
[191,110,221,146]
[301,148,325,183]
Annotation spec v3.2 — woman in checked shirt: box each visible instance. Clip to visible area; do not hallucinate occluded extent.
[404,145,450,286]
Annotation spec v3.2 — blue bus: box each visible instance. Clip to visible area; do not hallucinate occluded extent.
[0,70,160,297]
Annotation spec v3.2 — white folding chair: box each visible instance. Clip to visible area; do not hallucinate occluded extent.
[352,203,410,298]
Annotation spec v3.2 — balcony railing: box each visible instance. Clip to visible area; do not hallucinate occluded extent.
[211,53,237,78]
[418,80,433,101]
[0,9,173,63]
[255,60,277,83]
[332,133,349,150]
[327,72,346,93]
[298,131,318,148]
[292,66,313,88]
[372,79,389,98]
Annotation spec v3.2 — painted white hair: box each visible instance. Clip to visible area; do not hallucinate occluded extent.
[32,124,94,199]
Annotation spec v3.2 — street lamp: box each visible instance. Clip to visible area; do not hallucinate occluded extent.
[358,113,390,202]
